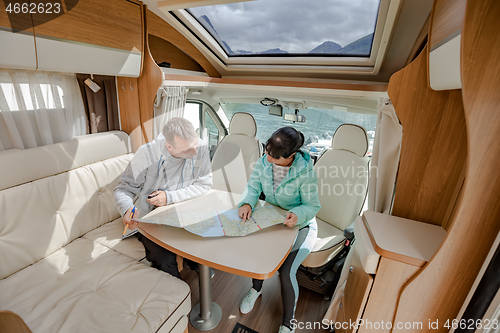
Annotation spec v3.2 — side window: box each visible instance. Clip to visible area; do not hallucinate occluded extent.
[204,110,219,159]
[184,102,201,138]
[184,101,221,160]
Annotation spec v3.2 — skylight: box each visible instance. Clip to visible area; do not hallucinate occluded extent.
[187,0,381,57]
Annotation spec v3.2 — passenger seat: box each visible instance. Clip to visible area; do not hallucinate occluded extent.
[211,112,262,194]
[301,124,369,270]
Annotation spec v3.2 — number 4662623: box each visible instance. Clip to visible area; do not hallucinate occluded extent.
[6,3,61,14]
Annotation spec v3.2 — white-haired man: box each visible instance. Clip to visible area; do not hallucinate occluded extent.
[114,117,212,278]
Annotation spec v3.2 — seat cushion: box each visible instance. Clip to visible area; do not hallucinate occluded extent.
[301,217,346,268]
[0,239,190,333]
[83,218,146,261]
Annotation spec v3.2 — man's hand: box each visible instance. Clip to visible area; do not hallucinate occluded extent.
[284,212,298,228]
[147,191,167,207]
[239,204,252,222]
[123,207,140,230]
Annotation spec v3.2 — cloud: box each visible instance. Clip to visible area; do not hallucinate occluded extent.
[189,0,380,53]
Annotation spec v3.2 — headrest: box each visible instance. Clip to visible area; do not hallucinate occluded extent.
[332,124,368,157]
[229,112,257,137]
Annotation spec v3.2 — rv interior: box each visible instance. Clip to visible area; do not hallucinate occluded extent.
[0,0,499,332]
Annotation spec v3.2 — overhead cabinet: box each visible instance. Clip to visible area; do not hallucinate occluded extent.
[0,7,37,70]
[0,0,142,77]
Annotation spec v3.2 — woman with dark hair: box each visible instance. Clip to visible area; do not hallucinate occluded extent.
[238,126,320,333]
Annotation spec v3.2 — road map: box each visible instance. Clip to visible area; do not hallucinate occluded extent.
[134,206,286,237]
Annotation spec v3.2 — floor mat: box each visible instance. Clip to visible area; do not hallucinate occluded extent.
[232,322,259,333]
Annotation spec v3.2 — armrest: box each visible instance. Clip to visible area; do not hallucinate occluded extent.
[344,221,355,241]
[0,310,32,333]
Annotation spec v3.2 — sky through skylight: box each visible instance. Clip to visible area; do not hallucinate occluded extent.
[187,0,380,56]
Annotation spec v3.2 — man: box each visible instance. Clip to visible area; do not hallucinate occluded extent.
[114,117,212,278]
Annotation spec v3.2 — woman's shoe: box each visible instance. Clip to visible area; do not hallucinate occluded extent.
[278,325,295,333]
[239,288,262,314]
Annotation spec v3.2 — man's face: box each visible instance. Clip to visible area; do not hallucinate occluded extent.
[166,135,199,159]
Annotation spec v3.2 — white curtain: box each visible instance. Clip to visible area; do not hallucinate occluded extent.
[368,97,403,213]
[153,86,188,138]
[0,69,86,151]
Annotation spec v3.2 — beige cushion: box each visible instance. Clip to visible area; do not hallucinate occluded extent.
[212,113,261,194]
[0,239,190,333]
[228,112,257,137]
[314,149,369,231]
[331,124,368,157]
[0,131,131,191]
[301,217,346,268]
[83,218,146,261]
[0,145,133,279]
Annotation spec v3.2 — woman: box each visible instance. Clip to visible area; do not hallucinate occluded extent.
[238,126,320,333]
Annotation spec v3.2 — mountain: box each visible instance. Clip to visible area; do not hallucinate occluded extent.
[337,33,374,55]
[233,50,253,55]
[198,15,233,54]
[309,41,342,54]
[259,48,289,54]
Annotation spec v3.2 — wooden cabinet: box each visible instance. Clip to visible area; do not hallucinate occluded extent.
[0,0,142,76]
[334,212,446,333]
[0,3,36,69]
[343,248,373,333]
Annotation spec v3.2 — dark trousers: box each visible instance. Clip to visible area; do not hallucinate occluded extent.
[137,234,198,278]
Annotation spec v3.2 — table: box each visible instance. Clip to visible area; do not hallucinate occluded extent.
[138,189,299,331]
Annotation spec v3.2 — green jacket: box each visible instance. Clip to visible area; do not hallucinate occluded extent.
[239,150,321,228]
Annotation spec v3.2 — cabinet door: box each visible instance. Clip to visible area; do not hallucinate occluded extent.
[0,3,36,70]
[344,245,374,333]
[32,0,142,76]
[335,296,348,333]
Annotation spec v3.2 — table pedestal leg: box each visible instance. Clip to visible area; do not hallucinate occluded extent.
[189,264,222,330]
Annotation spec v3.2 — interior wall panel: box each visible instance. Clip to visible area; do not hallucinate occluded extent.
[388,45,467,227]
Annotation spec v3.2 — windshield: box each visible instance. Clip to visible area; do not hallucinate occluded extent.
[221,103,376,157]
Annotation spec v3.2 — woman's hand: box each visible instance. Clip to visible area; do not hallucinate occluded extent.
[284,212,298,228]
[147,191,167,207]
[239,204,252,222]
[123,207,140,230]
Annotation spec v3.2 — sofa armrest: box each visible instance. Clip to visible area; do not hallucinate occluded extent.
[0,310,32,333]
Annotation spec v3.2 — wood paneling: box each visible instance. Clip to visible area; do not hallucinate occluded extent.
[343,247,373,333]
[357,258,419,333]
[0,2,33,32]
[158,0,253,12]
[31,0,141,52]
[148,34,205,72]
[391,1,500,331]
[0,310,32,333]
[164,74,388,92]
[137,5,163,144]
[147,10,220,78]
[429,0,466,50]
[117,76,142,152]
[388,45,467,227]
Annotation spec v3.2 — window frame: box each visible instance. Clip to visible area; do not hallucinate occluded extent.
[161,0,401,75]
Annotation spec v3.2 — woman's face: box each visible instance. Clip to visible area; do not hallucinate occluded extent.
[265,150,295,167]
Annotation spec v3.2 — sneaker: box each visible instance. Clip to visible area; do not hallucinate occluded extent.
[278,325,295,333]
[239,288,262,314]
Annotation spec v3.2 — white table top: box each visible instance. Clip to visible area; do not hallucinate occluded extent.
[362,211,447,267]
[138,190,299,279]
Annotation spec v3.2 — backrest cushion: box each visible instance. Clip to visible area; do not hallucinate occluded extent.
[0,131,132,279]
[211,136,261,194]
[212,112,261,194]
[315,126,369,230]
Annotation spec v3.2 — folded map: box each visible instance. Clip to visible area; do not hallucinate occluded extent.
[133,206,286,237]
